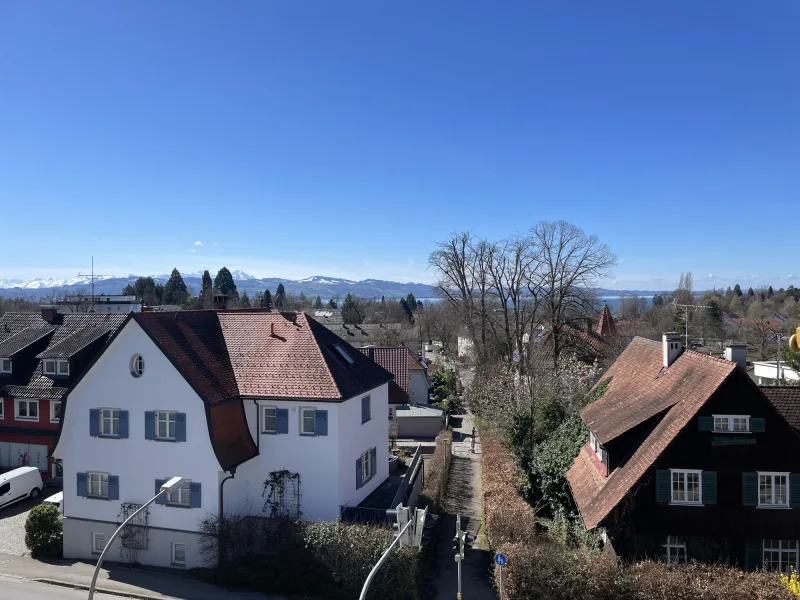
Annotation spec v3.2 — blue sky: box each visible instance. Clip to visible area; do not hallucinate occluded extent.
[1,1,798,290]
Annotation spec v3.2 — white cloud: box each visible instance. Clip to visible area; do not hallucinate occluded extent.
[195,241,203,246]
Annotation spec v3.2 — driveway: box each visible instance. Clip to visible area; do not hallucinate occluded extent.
[0,492,48,555]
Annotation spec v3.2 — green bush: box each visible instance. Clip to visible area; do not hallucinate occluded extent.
[25,504,62,558]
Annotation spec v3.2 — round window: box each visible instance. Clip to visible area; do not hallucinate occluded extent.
[130,354,144,378]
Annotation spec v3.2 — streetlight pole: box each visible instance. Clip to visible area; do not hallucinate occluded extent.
[359,519,413,600]
[88,477,186,600]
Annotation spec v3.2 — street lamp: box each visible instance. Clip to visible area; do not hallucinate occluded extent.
[88,476,186,600]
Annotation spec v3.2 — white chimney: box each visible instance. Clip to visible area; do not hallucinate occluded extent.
[663,332,683,368]
[725,343,747,370]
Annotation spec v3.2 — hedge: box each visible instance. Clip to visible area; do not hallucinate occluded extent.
[24,504,62,558]
[419,429,453,513]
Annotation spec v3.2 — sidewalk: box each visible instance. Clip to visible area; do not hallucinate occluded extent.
[0,553,277,599]
[424,412,497,600]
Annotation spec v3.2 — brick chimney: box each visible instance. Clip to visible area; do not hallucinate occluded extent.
[662,332,683,368]
[41,307,59,324]
[724,343,747,370]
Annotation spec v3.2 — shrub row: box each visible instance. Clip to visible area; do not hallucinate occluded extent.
[493,540,793,600]
[419,429,453,513]
[480,426,534,547]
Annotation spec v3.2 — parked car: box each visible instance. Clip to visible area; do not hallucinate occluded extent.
[43,491,63,513]
[0,466,43,510]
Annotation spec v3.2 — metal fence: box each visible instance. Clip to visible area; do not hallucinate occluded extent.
[339,505,394,526]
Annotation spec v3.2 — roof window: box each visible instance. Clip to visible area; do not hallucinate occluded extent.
[334,345,355,366]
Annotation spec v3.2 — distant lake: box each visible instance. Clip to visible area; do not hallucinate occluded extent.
[599,296,654,314]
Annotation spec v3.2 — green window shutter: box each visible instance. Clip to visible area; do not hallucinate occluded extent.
[742,472,758,506]
[702,471,717,505]
[698,416,713,431]
[750,418,765,433]
[745,540,763,571]
[656,470,671,503]
[790,474,800,508]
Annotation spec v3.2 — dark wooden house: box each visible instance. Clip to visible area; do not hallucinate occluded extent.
[567,332,800,572]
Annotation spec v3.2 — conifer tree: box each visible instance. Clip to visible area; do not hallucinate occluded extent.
[313,295,323,309]
[733,284,743,297]
[214,267,239,299]
[262,290,273,310]
[163,268,189,305]
[239,290,251,308]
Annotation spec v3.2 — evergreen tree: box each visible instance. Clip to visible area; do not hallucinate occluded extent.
[768,286,774,298]
[733,284,743,297]
[748,287,755,297]
[327,297,338,309]
[725,287,733,298]
[342,293,364,324]
[399,298,413,321]
[299,291,307,306]
[381,296,386,306]
[406,293,417,312]
[154,283,164,305]
[274,283,286,309]
[214,267,239,299]
[416,300,424,311]
[122,284,135,295]
[239,290,251,308]
[313,295,323,309]
[262,290,273,310]
[276,283,286,297]
[202,270,212,289]
[162,268,189,305]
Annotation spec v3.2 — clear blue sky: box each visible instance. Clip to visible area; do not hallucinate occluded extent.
[1,1,798,290]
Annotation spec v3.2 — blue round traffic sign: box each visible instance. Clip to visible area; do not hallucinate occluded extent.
[494,553,507,566]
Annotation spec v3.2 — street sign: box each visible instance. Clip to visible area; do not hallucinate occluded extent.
[494,552,507,567]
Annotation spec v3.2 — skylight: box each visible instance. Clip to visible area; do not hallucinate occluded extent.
[334,345,355,365]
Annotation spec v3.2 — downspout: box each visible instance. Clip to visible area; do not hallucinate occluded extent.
[218,468,236,566]
[253,399,259,453]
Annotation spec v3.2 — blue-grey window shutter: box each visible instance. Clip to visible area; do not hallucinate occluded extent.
[108,475,119,500]
[742,472,758,506]
[370,447,377,477]
[356,457,363,490]
[144,411,155,440]
[751,417,765,433]
[76,472,87,497]
[89,409,99,437]
[190,482,202,508]
[745,540,763,571]
[276,409,289,434]
[655,469,670,503]
[702,471,717,505]
[790,474,800,508]
[175,413,187,442]
[315,410,328,436]
[698,416,713,431]
[155,479,167,505]
[118,411,129,439]
[362,397,369,423]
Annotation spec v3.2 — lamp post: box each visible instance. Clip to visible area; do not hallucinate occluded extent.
[88,476,186,600]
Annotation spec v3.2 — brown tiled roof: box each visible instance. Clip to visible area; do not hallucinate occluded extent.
[595,304,615,336]
[568,338,737,529]
[566,444,605,516]
[357,347,411,403]
[407,350,425,371]
[540,324,609,359]
[761,387,800,429]
[0,327,55,356]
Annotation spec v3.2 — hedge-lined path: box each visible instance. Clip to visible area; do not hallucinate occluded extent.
[423,412,497,600]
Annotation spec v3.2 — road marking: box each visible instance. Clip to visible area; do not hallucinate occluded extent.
[0,573,30,583]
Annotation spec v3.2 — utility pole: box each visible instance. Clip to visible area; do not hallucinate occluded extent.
[672,301,712,348]
[77,256,111,312]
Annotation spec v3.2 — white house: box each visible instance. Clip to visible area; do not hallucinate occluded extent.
[54,310,393,569]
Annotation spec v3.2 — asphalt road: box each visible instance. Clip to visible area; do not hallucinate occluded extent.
[0,576,116,599]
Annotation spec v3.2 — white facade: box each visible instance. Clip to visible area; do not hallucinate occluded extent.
[55,318,390,568]
[753,361,800,385]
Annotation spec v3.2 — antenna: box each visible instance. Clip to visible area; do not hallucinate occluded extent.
[77,256,112,312]
[672,300,713,348]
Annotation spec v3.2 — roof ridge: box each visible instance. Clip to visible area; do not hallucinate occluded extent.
[682,348,737,366]
[304,313,342,399]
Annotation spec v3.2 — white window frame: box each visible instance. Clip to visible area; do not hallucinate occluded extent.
[15,399,39,421]
[262,406,277,434]
[712,414,750,433]
[670,469,703,505]
[87,472,109,499]
[300,408,316,436]
[57,359,70,376]
[662,536,687,564]
[92,532,106,554]
[130,354,145,378]
[50,400,62,423]
[155,411,177,440]
[588,431,606,464]
[171,541,187,566]
[99,408,120,437]
[763,540,800,573]
[758,472,790,508]
[167,480,191,507]
[361,449,372,485]
[43,360,56,375]
[362,395,371,423]
[0,358,11,374]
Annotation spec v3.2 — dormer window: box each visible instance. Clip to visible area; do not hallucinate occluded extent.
[44,360,56,375]
[589,431,607,464]
[58,360,70,376]
[713,414,749,433]
[44,359,69,377]
[0,358,10,374]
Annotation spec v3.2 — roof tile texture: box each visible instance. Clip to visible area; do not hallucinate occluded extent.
[761,386,800,429]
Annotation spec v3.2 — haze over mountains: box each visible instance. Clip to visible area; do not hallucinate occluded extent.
[0,271,438,300]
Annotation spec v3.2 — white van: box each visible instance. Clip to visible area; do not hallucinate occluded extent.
[0,466,44,511]
[43,491,63,513]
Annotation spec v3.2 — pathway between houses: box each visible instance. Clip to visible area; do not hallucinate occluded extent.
[423,411,497,600]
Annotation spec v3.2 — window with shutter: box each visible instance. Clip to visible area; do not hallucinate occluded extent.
[702,471,717,504]
[742,472,758,506]
[655,470,671,503]
[362,396,371,423]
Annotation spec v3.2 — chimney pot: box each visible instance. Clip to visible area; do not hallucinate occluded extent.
[662,332,683,368]
[725,343,747,370]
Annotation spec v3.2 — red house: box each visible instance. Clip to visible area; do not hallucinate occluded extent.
[0,309,126,479]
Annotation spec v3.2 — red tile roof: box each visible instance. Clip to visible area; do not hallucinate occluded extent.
[407,350,425,371]
[761,387,800,429]
[356,347,412,404]
[595,304,615,336]
[568,337,738,529]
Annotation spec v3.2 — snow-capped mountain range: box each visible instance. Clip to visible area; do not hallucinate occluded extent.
[0,271,436,300]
